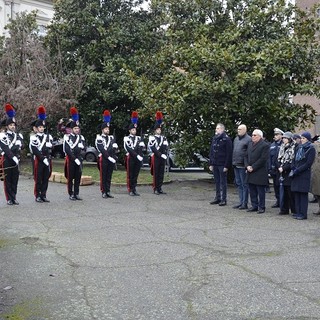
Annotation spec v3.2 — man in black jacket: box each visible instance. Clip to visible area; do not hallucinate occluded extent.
[269,128,284,208]
[209,123,232,206]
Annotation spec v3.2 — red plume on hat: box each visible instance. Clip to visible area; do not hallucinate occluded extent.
[103,110,111,123]
[37,105,46,120]
[5,103,15,118]
[131,111,138,125]
[70,106,79,122]
[155,111,163,125]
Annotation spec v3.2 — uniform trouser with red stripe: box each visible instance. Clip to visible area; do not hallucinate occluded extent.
[151,155,165,191]
[126,155,141,192]
[34,158,51,198]
[66,158,82,196]
[99,157,114,194]
[3,158,19,201]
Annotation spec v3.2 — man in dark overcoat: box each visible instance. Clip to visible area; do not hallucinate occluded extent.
[244,129,269,214]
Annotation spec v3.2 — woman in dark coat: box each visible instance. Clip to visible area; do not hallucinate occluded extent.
[291,131,316,220]
[277,132,296,215]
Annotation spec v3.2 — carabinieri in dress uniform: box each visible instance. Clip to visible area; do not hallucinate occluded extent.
[123,111,145,196]
[148,111,169,195]
[63,107,86,200]
[29,106,53,203]
[0,104,24,205]
[95,110,119,198]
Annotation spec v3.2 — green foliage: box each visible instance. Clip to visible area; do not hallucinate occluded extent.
[47,0,164,144]
[124,0,320,164]
[46,0,320,166]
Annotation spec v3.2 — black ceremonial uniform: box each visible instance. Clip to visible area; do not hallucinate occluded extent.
[124,134,145,195]
[64,133,86,199]
[0,130,23,204]
[95,133,118,197]
[148,134,169,194]
[30,131,53,202]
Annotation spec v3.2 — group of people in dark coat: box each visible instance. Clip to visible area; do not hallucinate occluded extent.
[209,123,316,220]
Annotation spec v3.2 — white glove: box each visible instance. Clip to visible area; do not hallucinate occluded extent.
[78,143,84,149]
[46,142,52,148]
[15,140,22,147]
[43,158,49,166]
[163,141,168,146]
[75,159,81,166]
[112,143,118,149]
[161,154,167,160]
[137,155,143,162]
[108,156,116,164]
[139,142,145,147]
[12,156,19,165]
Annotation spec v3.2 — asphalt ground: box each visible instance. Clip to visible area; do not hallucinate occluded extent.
[0,171,320,320]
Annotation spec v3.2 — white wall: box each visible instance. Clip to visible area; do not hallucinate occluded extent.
[0,0,54,37]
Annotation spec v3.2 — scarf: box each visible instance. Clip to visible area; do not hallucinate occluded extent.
[295,141,312,162]
[278,141,295,165]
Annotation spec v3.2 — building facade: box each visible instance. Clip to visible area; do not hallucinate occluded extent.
[295,0,320,135]
[0,0,54,37]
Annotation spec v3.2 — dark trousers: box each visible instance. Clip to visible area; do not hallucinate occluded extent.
[272,175,280,204]
[294,192,309,218]
[34,158,51,198]
[3,158,19,201]
[99,156,114,193]
[65,157,82,196]
[248,183,266,210]
[280,185,295,214]
[151,155,165,191]
[213,165,227,201]
[126,155,141,192]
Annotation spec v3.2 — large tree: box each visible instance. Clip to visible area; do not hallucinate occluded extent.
[0,12,85,134]
[124,0,320,166]
[46,0,164,144]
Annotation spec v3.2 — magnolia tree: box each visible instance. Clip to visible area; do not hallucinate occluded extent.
[123,0,320,166]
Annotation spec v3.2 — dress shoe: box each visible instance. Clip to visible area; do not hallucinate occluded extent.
[158,189,166,194]
[209,199,220,205]
[232,204,241,209]
[239,204,248,210]
[69,195,76,201]
[133,191,140,196]
[247,207,258,212]
[219,201,227,206]
[271,203,279,208]
[13,200,19,205]
[154,190,160,195]
[35,197,44,203]
[7,200,14,205]
[75,195,82,200]
[295,215,307,220]
[102,193,107,198]
[129,192,135,196]
[258,208,265,214]
[278,211,289,215]
[106,192,114,198]
[41,197,50,203]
